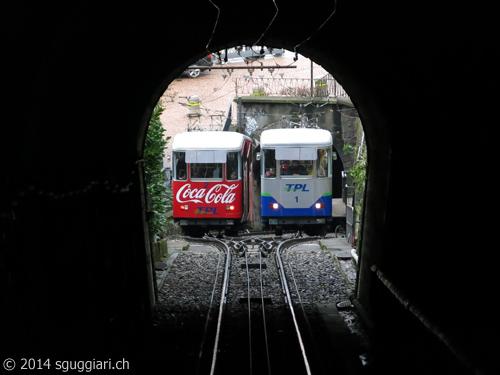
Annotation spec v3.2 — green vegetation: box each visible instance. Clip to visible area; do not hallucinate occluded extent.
[349,127,367,251]
[349,144,367,199]
[144,102,171,238]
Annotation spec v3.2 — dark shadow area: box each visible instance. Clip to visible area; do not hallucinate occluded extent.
[1,1,496,374]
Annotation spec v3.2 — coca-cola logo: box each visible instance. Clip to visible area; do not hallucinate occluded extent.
[176,183,238,204]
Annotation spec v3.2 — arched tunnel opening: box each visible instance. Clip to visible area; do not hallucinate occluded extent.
[142,44,469,373]
[144,47,367,372]
[1,2,496,374]
[155,47,355,232]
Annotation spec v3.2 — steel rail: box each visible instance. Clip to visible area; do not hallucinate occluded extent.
[276,238,313,375]
[283,239,323,328]
[196,246,224,375]
[285,241,329,374]
[259,250,272,375]
[208,238,232,375]
[244,250,253,374]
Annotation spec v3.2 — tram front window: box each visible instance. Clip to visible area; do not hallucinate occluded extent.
[190,163,223,180]
[281,160,311,176]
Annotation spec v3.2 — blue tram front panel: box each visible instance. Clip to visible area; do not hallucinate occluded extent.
[261,178,332,225]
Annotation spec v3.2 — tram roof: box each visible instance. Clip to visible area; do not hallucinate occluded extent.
[260,128,332,147]
[172,131,250,151]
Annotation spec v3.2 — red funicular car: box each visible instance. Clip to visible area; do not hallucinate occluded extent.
[172,131,256,237]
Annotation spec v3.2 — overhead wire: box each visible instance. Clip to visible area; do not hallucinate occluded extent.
[251,0,279,50]
[206,0,221,55]
[293,0,338,60]
[206,1,338,67]
[237,2,295,71]
[198,74,232,103]
[193,0,347,130]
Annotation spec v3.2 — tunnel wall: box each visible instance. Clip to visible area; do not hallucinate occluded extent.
[0,1,495,371]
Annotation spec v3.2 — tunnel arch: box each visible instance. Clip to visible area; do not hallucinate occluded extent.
[139,40,391,312]
[2,2,494,372]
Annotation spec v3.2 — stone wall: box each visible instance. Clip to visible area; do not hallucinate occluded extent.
[235,96,361,172]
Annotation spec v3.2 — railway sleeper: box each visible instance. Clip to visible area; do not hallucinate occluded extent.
[240,263,267,269]
[239,297,273,304]
[238,250,269,258]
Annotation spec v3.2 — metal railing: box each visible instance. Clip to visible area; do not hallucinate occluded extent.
[234,74,349,98]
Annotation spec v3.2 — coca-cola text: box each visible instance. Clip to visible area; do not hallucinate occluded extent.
[176,183,238,204]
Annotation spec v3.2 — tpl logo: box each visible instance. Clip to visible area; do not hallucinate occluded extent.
[284,184,310,192]
[195,207,219,215]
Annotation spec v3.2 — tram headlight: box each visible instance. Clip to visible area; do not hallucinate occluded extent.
[315,203,324,209]
[180,204,189,211]
[270,203,279,210]
[226,205,235,211]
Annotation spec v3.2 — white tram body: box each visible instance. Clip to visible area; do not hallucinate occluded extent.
[260,128,333,235]
[171,131,255,236]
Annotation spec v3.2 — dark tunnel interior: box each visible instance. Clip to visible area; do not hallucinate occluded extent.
[0,1,497,373]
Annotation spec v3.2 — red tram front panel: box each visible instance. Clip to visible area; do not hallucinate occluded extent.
[173,180,243,222]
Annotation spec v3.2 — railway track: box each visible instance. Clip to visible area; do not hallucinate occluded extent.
[191,234,339,375]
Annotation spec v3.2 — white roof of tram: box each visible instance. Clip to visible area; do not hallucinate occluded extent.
[172,131,250,151]
[260,128,332,148]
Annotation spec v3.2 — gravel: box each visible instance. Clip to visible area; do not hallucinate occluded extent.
[148,237,371,375]
[153,251,223,325]
[153,239,365,338]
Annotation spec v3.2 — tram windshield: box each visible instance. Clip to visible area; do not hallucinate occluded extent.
[262,147,331,178]
[173,150,225,180]
[186,149,223,180]
[190,163,223,180]
[280,159,312,176]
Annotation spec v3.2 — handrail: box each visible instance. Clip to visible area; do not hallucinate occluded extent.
[234,75,349,98]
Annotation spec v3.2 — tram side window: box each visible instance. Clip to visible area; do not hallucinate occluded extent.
[317,148,329,177]
[173,152,187,180]
[263,149,277,178]
[226,152,240,180]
